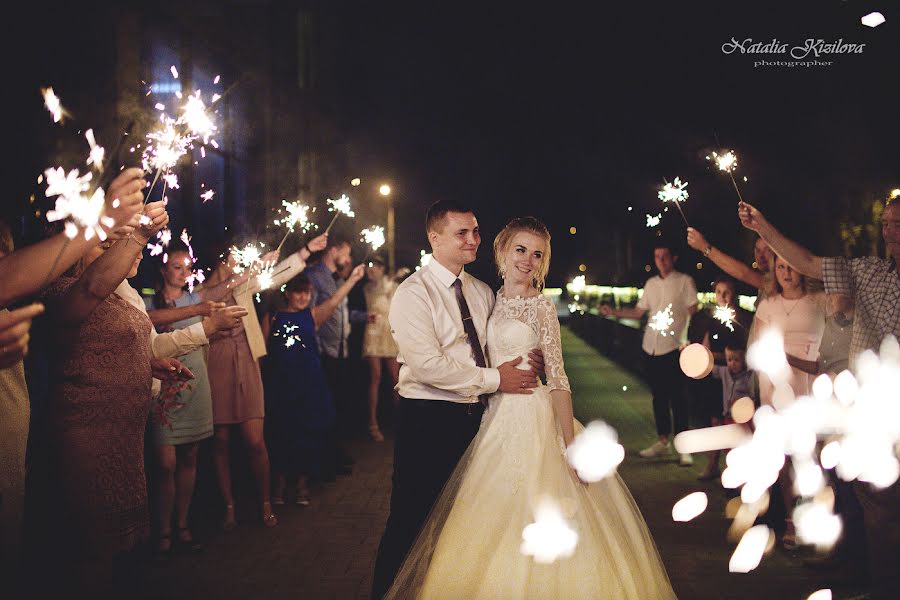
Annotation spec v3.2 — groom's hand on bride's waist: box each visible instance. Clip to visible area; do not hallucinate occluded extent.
[527,347,545,380]
[497,357,539,394]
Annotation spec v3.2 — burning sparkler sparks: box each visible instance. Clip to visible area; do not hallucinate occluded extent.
[565,421,625,482]
[707,149,746,202]
[85,129,105,171]
[273,322,304,348]
[657,177,690,226]
[713,305,737,331]
[360,225,386,252]
[520,498,578,564]
[324,194,355,233]
[200,189,215,202]
[44,167,112,240]
[180,91,217,145]
[645,213,662,228]
[230,243,266,274]
[648,304,675,336]
[42,87,66,123]
[256,264,276,291]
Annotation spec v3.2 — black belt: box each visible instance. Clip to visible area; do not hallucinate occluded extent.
[401,397,485,416]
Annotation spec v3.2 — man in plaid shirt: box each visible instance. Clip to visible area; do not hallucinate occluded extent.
[739,199,899,600]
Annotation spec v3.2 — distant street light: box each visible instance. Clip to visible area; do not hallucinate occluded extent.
[380,184,395,273]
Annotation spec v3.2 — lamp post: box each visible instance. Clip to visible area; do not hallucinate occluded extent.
[379,184,395,273]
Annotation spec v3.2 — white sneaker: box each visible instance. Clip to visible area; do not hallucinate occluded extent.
[639,440,672,458]
[679,453,694,466]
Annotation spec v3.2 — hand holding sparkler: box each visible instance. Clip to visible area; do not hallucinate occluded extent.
[686,227,711,254]
[134,201,170,244]
[737,201,768,232]
[303,232,329,256]
[151,357,195,383]
[104,168,146,233]
[203,305,248,336]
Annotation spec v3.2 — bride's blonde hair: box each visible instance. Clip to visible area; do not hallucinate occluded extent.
[492,216,551,291]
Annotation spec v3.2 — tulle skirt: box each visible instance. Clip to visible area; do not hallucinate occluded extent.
[387,387,676,599]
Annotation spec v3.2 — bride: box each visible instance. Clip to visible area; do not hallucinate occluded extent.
[386,217,675,599]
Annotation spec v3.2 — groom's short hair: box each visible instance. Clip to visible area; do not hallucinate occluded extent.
[425,200,475,235]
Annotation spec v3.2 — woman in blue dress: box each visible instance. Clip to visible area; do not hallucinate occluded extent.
[145,243,241,555]
[262,269,363,504]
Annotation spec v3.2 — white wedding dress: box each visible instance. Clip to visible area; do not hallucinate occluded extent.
[386,290,676,599]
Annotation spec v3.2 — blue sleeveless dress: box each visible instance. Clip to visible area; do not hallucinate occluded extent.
[264,309,335,476]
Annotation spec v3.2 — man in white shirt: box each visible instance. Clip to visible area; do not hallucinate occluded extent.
[371,200,542,599]
[601,242,698,465]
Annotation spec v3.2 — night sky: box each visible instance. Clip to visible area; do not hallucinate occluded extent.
[335,1,898,287]
[8,1,899,290]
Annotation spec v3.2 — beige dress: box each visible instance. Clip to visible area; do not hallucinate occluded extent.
[0,319,28,570]
[363,277,399,358]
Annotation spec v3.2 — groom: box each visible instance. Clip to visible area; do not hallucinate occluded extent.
[371,200,543,599]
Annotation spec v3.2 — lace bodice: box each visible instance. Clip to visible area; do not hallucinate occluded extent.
[487,289,570,392]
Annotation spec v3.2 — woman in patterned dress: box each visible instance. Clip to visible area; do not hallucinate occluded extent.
[35,201,171,592]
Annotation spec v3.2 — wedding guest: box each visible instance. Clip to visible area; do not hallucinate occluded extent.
[306,235,368,463]
[260,269,361,505]
[1,169,143,589]
[32,202,169,593]
[144,243,247,556]
[601,242,698,465]
[740,199,899,599]
[362,257,401,442]
[203,232,328,530]
[700,342,757,481]
[687,226,774,307]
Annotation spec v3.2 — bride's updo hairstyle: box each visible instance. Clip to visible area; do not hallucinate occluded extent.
[492,216,551,291]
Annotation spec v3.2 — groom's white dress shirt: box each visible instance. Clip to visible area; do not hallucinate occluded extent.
[390,258,500,404]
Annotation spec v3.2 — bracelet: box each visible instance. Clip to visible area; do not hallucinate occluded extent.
[303,243,312,255]
[703,245,713,257]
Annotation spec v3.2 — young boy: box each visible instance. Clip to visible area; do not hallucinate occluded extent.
[697,341,758,480]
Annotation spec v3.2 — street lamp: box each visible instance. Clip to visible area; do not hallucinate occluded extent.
[379,184,395,273]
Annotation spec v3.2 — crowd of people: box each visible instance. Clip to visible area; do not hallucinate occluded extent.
[597,198,898,599]
[1,168,897,598]
[0,170,406,595]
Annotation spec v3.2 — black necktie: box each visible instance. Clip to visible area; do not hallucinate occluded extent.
[452,278,488,406]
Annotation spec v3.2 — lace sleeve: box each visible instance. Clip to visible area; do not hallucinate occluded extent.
[537,296,570,392]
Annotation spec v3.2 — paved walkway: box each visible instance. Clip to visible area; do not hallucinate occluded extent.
[139,327,864,600]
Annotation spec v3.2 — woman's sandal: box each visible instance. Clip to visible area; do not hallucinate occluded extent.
[176,527,203,554]
[369,424,385,442]
[262,501,279,528]
[155,533,173,561]
[222,504,237,532]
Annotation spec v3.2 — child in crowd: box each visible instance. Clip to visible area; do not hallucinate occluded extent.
[261,275,335,506]
[697,341,758,481]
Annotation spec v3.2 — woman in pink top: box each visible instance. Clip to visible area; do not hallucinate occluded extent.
[751,254,825,550]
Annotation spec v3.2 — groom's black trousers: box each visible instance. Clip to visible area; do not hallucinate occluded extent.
[371,397,484,599]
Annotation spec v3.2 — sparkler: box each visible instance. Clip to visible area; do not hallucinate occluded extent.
[42,87,67,123]
[520,498,578,564]
[230,242,266,274]
[657,177,690,226]
[713,305,737,331]
[706,149,745,203]
[565,420,624,482]
[43,167,113,241]
[273,200,315,253]
[648,304,675,336]
[323,194,355,233]
[272,322,305,348]
[671,492,708,522]
[645,213,662,228]
[85,129,105,171]
[360,225,386,262]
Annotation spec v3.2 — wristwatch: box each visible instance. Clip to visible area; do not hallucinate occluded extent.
[703,245,713,257]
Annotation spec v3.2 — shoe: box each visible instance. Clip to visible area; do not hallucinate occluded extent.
[261,502,278,528]
[154,533,173,562]
[679,453,694,466]
[639,440,672,458]
[175,527,203,554]
[295,490,311,506]
[272,496,285,506]
[221,504,237,532]
[369,424,385,442]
